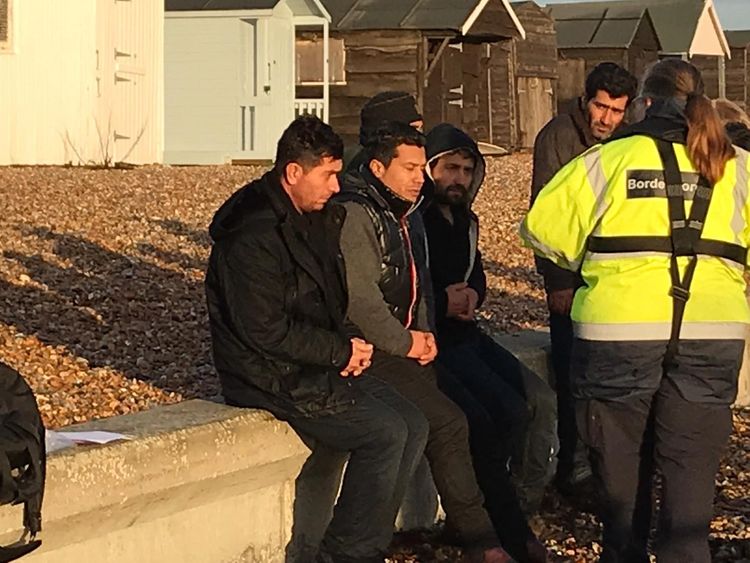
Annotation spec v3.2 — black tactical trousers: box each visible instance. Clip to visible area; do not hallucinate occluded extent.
[572,338,743,563]
[550,312,590,485]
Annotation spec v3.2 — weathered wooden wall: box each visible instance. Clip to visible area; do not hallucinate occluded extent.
[624,16,660,79]
[726,45,748,110]
[489,41,516,149]
[326,30,423,144]
[513,2,557,148]
[514,2,558,80]
[692,54,722,99]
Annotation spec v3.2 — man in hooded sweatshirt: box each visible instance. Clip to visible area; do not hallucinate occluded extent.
[423,124,558,515]
[205,116,429,563]
[337,121,551,563]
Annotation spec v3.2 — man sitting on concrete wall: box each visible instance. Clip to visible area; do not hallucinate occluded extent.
[423,123,558,516]
[205,116,429,563]
[337,121,546,563]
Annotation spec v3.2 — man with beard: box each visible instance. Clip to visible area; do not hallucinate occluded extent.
[423,123,557,518]
[337,121,548,563]
[531,62,638,496]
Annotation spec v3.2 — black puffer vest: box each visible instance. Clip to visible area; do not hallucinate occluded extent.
[337,165,422,327]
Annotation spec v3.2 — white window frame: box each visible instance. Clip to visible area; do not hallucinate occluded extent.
[296,36,346,86]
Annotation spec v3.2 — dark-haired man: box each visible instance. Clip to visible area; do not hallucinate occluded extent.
[337,121,523,563]
[206,116,429,563]
[531,61,638,495]
[424,123,557,518]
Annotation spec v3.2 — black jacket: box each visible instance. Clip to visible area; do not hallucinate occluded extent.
[726,122,750,151]
[205,171,355,418]
[530,98,596,292]
[423,124,487,346]
[336,163,431,355]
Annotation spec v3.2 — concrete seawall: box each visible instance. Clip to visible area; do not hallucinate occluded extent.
[1,329,746,562]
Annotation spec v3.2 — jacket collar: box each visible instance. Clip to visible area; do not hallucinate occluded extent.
[343,162,421,220]
[570,97,599,149]
[606,98,689,146]
[263,171,347,314]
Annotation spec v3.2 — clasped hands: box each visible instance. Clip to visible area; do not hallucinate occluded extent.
[445,282,479,321]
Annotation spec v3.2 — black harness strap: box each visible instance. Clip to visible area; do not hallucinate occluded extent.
[654,139,713,367]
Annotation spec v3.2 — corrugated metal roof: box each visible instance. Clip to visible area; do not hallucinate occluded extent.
[401,0,476,31]
[321,0,513,34]
[165,0,279,11]
[549,0,712,53]
[554,20,600,48]
[725,30,750,50]
[547,2,646,48]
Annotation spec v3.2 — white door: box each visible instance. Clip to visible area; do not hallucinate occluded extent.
[246,15,295,158]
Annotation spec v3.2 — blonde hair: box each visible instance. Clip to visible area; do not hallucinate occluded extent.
[713,98,750,128]
[641,59,735,185]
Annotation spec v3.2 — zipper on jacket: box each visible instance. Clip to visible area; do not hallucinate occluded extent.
[400,217,419,328]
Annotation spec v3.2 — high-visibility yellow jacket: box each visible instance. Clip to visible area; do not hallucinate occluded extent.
[521,133,750,341]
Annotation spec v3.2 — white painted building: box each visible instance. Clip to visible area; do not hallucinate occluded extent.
[0,0,164,166]
[165,0,331,164]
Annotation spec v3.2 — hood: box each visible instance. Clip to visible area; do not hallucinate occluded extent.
[209,171,291,242]
[340,158,424,220]
[726,122,750,152]
[425,124,486,209]
[607,98,689,146]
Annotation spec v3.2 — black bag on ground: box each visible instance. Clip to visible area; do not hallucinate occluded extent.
[0,363,45,562]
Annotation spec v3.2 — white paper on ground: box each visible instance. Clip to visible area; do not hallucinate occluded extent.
[57,431,133,445]
[45,430,77,453]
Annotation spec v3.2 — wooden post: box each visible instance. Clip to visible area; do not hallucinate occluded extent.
[737,323,750,407]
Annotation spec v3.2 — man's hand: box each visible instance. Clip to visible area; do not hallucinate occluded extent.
[341,338,374,377]
[456,288,479,321]
[417,332,438,366]
[546,288,575,316]
[407,330,430,360]
[446,282,469,318]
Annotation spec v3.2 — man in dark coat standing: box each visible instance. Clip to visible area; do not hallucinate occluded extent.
[205,116,429,563]
[531,62,637,495]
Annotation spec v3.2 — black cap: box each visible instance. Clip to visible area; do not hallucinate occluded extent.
[359,92,422,145]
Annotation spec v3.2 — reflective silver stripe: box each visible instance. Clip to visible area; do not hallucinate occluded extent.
[574,321,749,341]
[585,251,672,261]
[584,252,744,270]
[519,221,582,271]
[583,147,609,223]
[732,149,749,247]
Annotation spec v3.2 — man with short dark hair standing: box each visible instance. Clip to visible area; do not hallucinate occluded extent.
[531,62,638,495]
[337,122,520,563]
[206,116,429,563]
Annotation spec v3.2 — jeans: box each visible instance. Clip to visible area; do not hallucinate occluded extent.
[284,375,429,563]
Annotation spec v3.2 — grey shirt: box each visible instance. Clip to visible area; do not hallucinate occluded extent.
[339,202,429,356]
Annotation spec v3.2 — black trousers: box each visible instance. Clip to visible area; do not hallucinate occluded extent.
[550,312,590,483]
[285,376,429,563]
[368,352,500,550]
[435,362,534,560]
[572,338,743,563]
[438,331,557,515]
